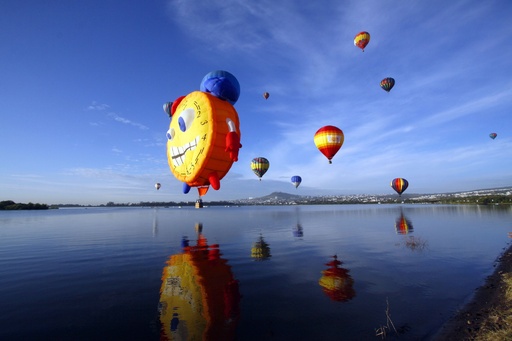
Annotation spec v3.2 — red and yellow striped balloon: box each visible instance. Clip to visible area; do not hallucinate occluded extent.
[314,126,344,164]
[354,31,370,51]
[390,178,409,196]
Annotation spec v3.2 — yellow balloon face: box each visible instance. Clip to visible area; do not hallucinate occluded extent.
[166,91,240,186]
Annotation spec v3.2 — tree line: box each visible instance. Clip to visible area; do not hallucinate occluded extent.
[0,200,49,210]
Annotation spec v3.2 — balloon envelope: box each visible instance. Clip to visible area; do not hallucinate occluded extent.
[163,102,172,117]
[291,175,302,188]
[489,133,497,139]
[155,183,161,190]
[380,77,395,92]
[251,157,269,179]
[263,92,269,100]
[391,178,409,196]
[314,126,344,163]
[166,91,241,197]
[354,31,370,51]
[200,70,240,105]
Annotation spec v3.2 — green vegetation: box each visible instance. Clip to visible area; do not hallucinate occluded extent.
[0,200,49,210]
[435,195,512,205]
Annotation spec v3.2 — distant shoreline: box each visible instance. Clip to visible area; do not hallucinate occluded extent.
[0,200,50,210]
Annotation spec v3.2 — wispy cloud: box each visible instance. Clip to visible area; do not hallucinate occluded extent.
[421,87,512,127]
[107,112,149,130]
[86,101,110,111]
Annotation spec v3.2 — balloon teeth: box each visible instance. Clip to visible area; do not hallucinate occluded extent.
[171,136,199,167]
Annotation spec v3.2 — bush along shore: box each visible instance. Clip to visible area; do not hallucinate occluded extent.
[0,200,50,210]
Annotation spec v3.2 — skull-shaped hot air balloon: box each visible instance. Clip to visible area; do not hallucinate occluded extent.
[164,70,242,198]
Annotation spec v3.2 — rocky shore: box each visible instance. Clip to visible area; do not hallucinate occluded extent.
[432,243,512,340]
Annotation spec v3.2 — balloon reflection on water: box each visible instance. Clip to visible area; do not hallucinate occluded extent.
[395,211,413,235]
[319,255,356,302]
[394,211,428,251]
[159,223,241,340]
[251,235,271,260]
[292,223,303,238]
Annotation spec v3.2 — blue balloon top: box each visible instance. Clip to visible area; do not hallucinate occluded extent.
[200,70,240,105]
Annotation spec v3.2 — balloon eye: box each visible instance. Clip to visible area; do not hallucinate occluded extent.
[166,128,175,140]
[178,108,195,132]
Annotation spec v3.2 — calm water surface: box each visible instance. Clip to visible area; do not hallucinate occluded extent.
[1,204,511,340]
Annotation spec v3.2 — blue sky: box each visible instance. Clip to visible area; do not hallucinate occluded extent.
[1,0,511,205]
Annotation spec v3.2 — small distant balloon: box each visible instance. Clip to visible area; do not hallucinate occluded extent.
[163,102,172,118]
[291,175,302,188]
[251,157,270,180]
[314,125,344,164]
[155,183,161,190]
[380,77,395,92]
[489,133,497,140]
[263,92,270,100]
[354,31,370,51]
[391,178,408,196]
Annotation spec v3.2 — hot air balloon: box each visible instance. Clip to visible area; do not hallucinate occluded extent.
[489,133,497,140]
[291,175,302,188]
[163,102,173,119]
[165,71,242,198]
[354,31,370,51]
[314,126,344,164]
[251,157,269,180]
[263,92,270,100]
[155,183,161,190]
[391,178,409,196]
[380,77,395,92]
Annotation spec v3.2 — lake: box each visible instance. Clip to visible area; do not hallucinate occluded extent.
[1,204,511,340]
